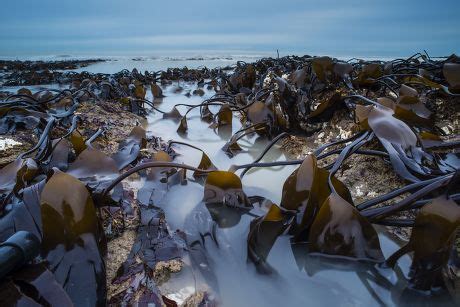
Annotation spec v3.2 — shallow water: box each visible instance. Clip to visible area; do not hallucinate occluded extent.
[142,82,424,307]
[72,55,265,74]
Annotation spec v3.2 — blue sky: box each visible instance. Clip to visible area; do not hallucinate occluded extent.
[0,0,459,57]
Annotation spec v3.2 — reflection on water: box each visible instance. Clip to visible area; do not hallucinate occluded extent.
[143,82,454,306]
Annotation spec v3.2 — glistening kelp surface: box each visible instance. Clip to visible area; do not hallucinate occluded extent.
[0,53,459,306]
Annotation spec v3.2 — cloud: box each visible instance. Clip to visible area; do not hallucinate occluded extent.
[0,0,458,56]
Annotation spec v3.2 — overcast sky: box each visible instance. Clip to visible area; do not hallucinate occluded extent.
[1,0,459,57]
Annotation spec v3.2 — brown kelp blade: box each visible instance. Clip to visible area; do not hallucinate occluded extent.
[177,116,188,134]
[443,63,460,92]
[247,203,293,273]
[215,104,233,127]
[0,264,73,306]
[280,155,316,211]
[151,83,164,98]
[67,147,120,191]
[280,154,352,240]
[229,64,256,90]
[203,171,252,227]
[136,150,177,206]
[308,192,384,263]
[357,104,434,181]
[204,171,250,208]
[0,158,38,198]
[311,56,334,82]
[163,106,182,120]
[221,136,244,158]
[69,130,87,156]
[290,66,309,88]
[399,84,418,97]
[376,96,431,127]
[111,126,147,170]
[247,101,274,130]
[333,62,353,80]
[134,83,146,99]
[48,138,71,171]
[193,151,217,180]
[0,180,45,241]
[0,107,47,134]
[386,195,460,292]
[377,84,431,125]
[40,171,105,305]
[355,63,383,86]
[307,92,343,122]
[201,104,214,122]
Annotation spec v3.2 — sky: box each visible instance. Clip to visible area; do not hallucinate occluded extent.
[0,0,459,58]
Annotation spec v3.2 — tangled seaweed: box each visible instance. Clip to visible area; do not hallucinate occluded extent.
[0,52,459,305]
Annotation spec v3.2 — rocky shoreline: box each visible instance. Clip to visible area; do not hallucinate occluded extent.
[0,54,459,305]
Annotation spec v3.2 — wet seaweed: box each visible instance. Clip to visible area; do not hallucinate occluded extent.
[0,52,459,305]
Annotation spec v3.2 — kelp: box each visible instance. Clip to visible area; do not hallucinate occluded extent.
[235,132,290,178]
[0,158,38,204]
[166,140,217,180]
[386,195,460,292]
[355,103,436,182]
[247,101,274,132]
[203,171,252,227]
[247,203,293,273]
[375,95,432,127]
[223,123,271,158]
[280,154,353,240]
[134,82,146,99]
[40,171,105,305]
[0,59,103,86]
[1,52,459,304]
[67,147,120,195]
[69,130,87,155]
[111,125,147,170]
[177,116,188,134]
[0,231,40,279]
[308,192,384,263]
[0,107,47,133]
[136,150,175,206]
[201,104,214,122]
[162,106,182,119]
[151,82,164,98]
[204,171,249,207]
[443,63,460,93]
[228,63,256,91]
[311,56,334,83]
[0,181,45,241]
[213,104,233,127]
[193,151,217,180]
[48,138,71,170]
[355,63,383,86]
[0,264,73,306]
[111,206,183,306]
[221,136,244,158]
[307,92,343,122]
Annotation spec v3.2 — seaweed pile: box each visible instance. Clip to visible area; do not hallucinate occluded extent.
[0,52,459,306]
[0,59,228,87]
[0,59,105,86]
